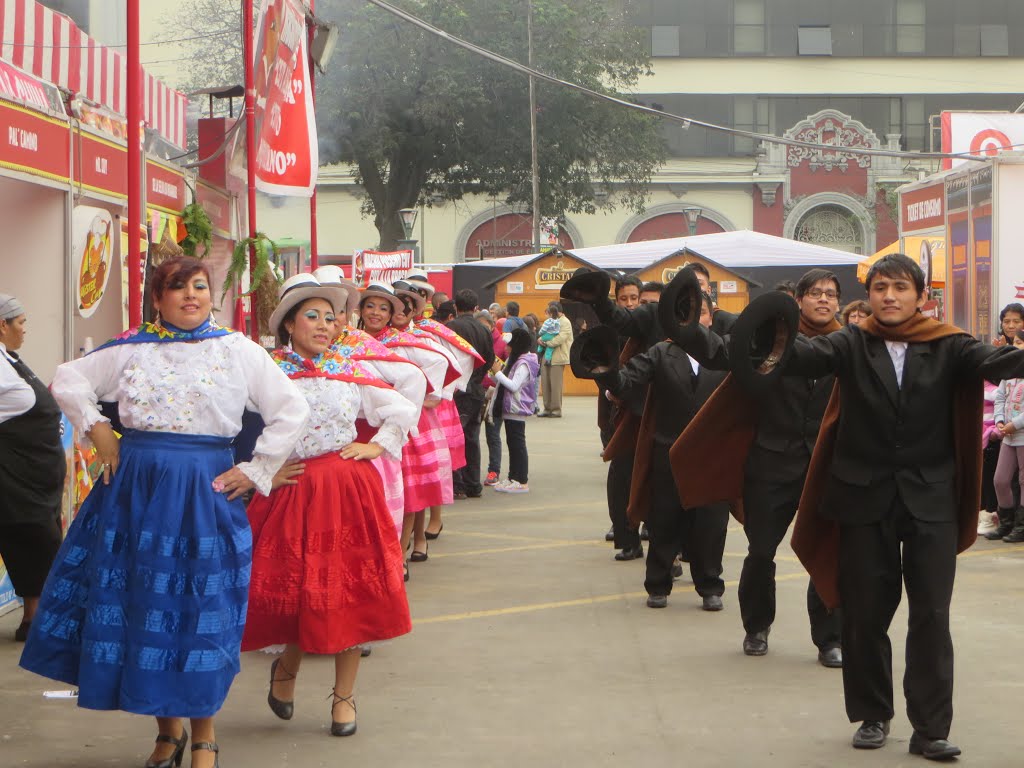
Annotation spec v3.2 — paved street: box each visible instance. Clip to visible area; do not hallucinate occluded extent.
[2,398,1023,767]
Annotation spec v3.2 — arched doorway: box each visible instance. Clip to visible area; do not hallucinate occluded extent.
[463,213,575,262]
[794,205,865,255]
[626,212,725,243]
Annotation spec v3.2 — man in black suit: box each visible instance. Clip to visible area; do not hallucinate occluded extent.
[602,276,647,561]
[446,289,495,499]
[681,269,844,666]
[597,292,730,610]
[779,253,1024,759]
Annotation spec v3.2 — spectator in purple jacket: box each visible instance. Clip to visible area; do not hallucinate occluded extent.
[489,328,539,494]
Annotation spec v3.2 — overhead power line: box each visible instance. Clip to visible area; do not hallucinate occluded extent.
[361,0,990,163]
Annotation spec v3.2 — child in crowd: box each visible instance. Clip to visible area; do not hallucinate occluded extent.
[992,330,1024,542]
[489,328,539,493]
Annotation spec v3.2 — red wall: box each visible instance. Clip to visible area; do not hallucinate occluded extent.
[626,213,724,242]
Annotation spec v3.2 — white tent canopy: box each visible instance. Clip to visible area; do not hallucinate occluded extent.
[458,230,864,272]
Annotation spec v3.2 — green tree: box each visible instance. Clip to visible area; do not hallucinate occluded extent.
[320,0,665,248]
[165,0,666,250]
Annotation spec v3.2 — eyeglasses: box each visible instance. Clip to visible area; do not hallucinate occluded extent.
[805,289,838,300]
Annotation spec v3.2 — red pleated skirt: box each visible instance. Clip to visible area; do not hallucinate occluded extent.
[436,398,466,471]
[401,406,453,513]
[242,452,411,655]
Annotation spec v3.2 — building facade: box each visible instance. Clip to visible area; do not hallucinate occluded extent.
[257,0,1024,265]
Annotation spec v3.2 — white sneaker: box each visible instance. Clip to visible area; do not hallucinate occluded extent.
[978,511,999,535]
[497,480,529,494]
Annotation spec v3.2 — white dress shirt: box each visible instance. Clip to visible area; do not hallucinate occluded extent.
[687,354,700,375]
[0,342,35,424]
[884,340,908,388]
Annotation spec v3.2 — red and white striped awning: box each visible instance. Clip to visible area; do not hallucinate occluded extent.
[0,0,187,148]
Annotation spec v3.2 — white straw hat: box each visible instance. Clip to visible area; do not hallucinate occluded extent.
[312,265,361,315]
[359,280,405,316]
[268,273,351,342]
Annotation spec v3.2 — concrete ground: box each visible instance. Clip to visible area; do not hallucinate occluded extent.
[2,398,1023,767]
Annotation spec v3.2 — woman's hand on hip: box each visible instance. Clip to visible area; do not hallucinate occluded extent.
[212,466,256,500]
[340,442,384,461]
[271,460,305,490]
[88,422,120,485]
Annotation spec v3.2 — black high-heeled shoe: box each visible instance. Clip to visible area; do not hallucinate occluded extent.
[143,729,187,768]
[190,741,219,768]
[425,523,443,540]
[328,689,357,737]
[268,658,295,720]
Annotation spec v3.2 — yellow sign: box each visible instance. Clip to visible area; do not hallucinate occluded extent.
[535,259,576,290]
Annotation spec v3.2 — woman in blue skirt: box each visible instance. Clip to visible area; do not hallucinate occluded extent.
[20,256,308,768]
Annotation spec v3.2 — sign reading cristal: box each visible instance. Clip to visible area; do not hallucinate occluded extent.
[535,260,575,290]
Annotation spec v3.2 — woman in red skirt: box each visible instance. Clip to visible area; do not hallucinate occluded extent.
[358,282,459,570]
[242,274,418,737]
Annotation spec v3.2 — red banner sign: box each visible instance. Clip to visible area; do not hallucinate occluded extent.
[353,250,415,287]
[901,183,946,233]
[0,59,64,114]
[0,100,70,182]
[253,0,318,197]
[78,129,128,199]
[145,159,186,212]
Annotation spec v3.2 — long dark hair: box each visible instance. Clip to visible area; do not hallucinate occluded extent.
[492,328,533,417]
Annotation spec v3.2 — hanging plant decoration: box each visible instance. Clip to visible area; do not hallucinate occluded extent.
[223,232,283,337]
[180,202,214,258]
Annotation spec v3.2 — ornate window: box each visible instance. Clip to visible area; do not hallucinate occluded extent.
[795,205,864,255]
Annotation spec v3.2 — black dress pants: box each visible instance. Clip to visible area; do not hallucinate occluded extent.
[645,451,728,598]
[838,499,957,738]
[739,474,841,649]
[607,451,640,550]
[453,392,484,496]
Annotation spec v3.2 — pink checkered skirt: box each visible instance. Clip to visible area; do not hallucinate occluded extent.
[436,398,466,471]
[371,454,405,533]
[401,407,454,513]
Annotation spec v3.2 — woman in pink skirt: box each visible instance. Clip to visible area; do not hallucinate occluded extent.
[399,271,485,538]
[358,282,458,574]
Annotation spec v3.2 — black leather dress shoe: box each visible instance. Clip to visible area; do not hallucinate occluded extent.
[742,629,769,656]
[852,720,890,749]
[614,545,643,561]
[646,595,668,608]
[605,527,614,542]
[14,621,30,642]
[702,595,723,611]
[909,732,961,760]
[818,646,843,668]
[671,562,683,579]
[639,525,649,541]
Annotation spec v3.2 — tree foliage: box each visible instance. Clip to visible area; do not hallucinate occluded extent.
[165,0,666,250]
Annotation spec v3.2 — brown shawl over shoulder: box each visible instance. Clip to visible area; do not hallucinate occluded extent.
[668,316,842,523]
[792,313,982,608]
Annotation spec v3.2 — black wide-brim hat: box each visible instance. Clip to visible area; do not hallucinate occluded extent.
[560,270,611,305]
[569,325,620,380]
[728,292,799,394]
[658,266,704,347]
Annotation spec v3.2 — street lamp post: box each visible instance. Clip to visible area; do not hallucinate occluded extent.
[397,208,420,264]
[683,206,703,237]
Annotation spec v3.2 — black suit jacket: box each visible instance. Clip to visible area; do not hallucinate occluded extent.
[789,326,1024,524]
[601,341,726,449]
[445,314,495,400]
[681,324,834,484]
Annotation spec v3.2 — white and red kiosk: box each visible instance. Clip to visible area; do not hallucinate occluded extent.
[0,4,242,613]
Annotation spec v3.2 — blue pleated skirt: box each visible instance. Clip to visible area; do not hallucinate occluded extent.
[19,430,251,718]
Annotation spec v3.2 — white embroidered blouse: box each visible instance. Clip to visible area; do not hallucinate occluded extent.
[289,375,417,461]
[50,333,309,495]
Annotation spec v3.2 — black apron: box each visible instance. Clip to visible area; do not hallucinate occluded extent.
[0,352,67,525]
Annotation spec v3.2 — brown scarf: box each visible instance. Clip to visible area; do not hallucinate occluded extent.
[792,313,982,608]
[668,316,842,523]
[600,337,645,459]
